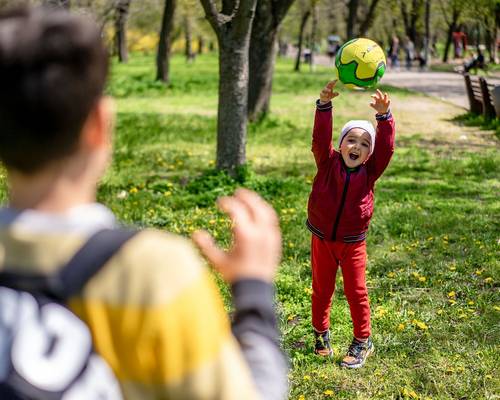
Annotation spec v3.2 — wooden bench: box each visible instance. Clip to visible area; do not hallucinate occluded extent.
[463,73,497,119]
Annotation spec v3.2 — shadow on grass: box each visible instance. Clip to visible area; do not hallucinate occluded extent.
[448,112,500,140]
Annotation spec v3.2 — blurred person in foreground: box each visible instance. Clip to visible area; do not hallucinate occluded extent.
[0,6,287,400]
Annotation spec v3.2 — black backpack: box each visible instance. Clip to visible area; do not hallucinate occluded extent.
[0,229,138,400]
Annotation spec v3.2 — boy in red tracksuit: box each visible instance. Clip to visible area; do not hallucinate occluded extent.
[306,80,395,368]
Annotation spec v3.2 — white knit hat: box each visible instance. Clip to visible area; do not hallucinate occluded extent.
[339,120,376,156]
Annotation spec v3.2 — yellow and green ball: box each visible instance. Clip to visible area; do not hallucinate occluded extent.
[335,38,386,89]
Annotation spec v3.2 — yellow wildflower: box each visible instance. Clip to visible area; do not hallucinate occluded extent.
[298,396,305,400]
[448,291,455,298]
[129,187,138,194]
[418,276,426,282]
[387,272,395,278]
[303,375,311,381]
[324,390,334,396]
[412,319,428,330]
[402,388,419,399]
[397,323,405,331]
[484,277,493,284]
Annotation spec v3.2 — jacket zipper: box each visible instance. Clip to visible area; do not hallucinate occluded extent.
[331,170,351,241]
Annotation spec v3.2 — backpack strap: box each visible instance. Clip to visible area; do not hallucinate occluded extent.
[0,228,138,301]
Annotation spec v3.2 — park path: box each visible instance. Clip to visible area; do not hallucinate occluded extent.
[382,70,468,109]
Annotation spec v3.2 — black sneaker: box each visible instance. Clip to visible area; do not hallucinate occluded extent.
[340,337,374,368]
[314,330,333,357]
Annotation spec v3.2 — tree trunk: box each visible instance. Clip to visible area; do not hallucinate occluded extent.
[248,0,295,121]
[216,41,250,170]
[409,0,420,45]
[184,15,195,62]
[248,27,278,121]
[484,21,494,63]
[198,35,204,54]
[346,0,359,39]
[294,10,310,71]
[309,3,318,69]
[358,0,381,37]
[443,22,456,63]
[200,0,258,173]
[423,0,431,68]
[115,0,131,63]
[156,0,176,83]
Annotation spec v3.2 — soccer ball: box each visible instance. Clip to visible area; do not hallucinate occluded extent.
[335,38,386,89]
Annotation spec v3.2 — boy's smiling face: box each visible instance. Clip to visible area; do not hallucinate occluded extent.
[340,128,372,168]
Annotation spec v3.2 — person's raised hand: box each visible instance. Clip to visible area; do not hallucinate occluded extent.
[192,188,282,283]
[319,80,339,104]
[370,89,390,114]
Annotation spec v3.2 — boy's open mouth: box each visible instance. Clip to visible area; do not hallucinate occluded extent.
[349,153,359,160]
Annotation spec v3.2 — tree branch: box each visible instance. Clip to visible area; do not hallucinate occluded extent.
[200,0,241,31]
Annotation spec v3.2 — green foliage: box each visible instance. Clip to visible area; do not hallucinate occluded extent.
[1,53,498,399]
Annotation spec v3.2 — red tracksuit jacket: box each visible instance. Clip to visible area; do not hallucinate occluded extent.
[306,101,396,242]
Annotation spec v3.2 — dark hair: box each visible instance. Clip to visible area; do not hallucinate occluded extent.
[0,6,109,173]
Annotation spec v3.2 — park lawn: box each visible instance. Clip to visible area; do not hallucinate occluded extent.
[1,53,499,399]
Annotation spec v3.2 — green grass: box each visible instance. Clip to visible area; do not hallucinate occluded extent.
[1,53,499,399]
[453,112,500,140]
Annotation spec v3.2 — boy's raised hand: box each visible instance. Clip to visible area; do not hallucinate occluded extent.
[192,189,281,284]
[370,89,390,114]
[319,80,339,104]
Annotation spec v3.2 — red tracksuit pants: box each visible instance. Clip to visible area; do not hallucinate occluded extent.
[311,235,371,339]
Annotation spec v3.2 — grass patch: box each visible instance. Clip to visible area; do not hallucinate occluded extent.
[1,53,499,399]
[453,112,500,140]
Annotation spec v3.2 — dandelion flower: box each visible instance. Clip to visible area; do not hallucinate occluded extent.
[412,319,428,330]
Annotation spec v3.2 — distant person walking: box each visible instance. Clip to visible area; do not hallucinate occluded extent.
[403,36,414,70]
[388,35,400,70]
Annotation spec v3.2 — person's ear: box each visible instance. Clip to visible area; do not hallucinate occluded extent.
[81,96,115,150]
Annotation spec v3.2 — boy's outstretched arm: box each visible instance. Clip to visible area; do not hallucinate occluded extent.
[366,89,395,181]
[312,80,339,168]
